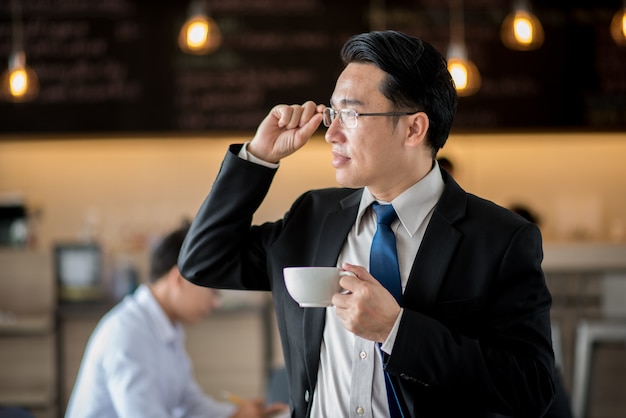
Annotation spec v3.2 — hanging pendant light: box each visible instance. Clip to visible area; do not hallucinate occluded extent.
[0,51,39,102]
[0,0,39,102]
[500,0,544,51]
[610,2,626,46]
[447,0,481,97]
[178,0,222,55]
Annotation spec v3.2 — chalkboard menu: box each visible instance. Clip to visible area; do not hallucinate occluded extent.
[388,0,626,131]
[0,0,624,134]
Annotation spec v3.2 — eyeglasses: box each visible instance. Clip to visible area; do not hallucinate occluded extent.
[322,107,420,129]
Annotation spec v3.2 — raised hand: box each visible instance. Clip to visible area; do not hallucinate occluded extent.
[247,101,325,163]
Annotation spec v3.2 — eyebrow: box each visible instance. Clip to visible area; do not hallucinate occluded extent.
[329,98,365,108]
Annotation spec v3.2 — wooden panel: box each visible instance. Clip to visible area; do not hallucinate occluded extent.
[0,250,57,416]
[184,310,267,400]
[0,333,56,407]
[58,313,102,413]
[0,250,54,314]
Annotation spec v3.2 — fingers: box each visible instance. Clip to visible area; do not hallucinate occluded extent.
[332,262,401,341]
[274,101,321,129]
[333,264,373,306]
[232,398,274,418]
[264,402,289,417]
[339,263,376,289]
[250,101,322,162]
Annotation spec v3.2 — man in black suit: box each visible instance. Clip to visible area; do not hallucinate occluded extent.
[179,31,556,417]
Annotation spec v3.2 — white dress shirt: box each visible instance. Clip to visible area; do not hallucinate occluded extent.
[65,284,236,418]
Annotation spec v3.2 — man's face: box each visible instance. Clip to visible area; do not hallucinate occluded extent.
[324,63,417,200]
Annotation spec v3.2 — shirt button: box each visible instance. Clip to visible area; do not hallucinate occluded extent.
[359,350,367,359]
[304,390,310,402]
[356,406,365,416]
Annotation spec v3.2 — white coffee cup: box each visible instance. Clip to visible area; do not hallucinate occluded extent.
[283,266,353,308]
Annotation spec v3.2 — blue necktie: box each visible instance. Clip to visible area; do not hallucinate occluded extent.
[370,203,402,301]
[370,202,404,417]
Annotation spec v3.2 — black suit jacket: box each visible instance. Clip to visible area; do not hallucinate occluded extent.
[179,145,556,417]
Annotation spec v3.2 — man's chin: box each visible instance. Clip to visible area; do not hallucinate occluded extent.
[335,172,361,189]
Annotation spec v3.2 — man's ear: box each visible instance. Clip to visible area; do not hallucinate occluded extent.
[406,112,429,148]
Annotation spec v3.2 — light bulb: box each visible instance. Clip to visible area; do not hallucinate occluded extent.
[0,51,39,102]
[9,68,28,97]
[178,10,221,55]
[501,8,544,51]
[513,14,534,45]
[447,43,481,97]
[610,8,626,46]
[186,19,209,49]
[449,61,469,90]
[447,57,481,97]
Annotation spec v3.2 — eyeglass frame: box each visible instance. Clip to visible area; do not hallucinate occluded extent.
[322,107,421,129]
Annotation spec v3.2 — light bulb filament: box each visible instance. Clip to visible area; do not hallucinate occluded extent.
[449,62,469,90]
[186,19,209,49]
[178,12,221,55]
[447,56,480,96]
[514,16,534,45]
[9,68,28,97]
[501,8,544,51]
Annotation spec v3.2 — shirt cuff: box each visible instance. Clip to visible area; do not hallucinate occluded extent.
[380,308,404,354]
[238,142,280,169]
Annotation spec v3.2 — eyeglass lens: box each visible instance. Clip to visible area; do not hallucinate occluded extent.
[322,108,332,127]
[323,108,357,128]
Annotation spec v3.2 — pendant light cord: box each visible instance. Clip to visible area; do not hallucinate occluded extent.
[10,0,24,54]
[449,0,465,47]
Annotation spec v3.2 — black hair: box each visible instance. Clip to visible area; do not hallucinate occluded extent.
[148,221,190,283]
[340,30,457,157]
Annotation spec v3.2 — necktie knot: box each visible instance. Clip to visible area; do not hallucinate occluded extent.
[373,202,397,227]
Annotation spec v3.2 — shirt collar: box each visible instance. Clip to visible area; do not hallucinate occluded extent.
[134,284,183,345]
[355,161,445,237]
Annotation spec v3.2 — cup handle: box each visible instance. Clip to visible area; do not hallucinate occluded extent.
[338,271,355,294]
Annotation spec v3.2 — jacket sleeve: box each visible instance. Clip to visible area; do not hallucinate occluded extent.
[178,144,281,291]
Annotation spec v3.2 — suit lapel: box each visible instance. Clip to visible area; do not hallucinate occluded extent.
[303,189,361,388]
[403,173,467,312]
[312,190,362,266]
[404,214,461,312]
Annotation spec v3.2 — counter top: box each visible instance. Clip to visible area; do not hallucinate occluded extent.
[542,242,626,273]
[0,314,54,335]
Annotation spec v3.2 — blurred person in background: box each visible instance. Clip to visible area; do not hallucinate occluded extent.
[65,222,286,418]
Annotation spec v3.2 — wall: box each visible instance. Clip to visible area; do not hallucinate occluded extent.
[441,132,626,243]
[1,131,625,254]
